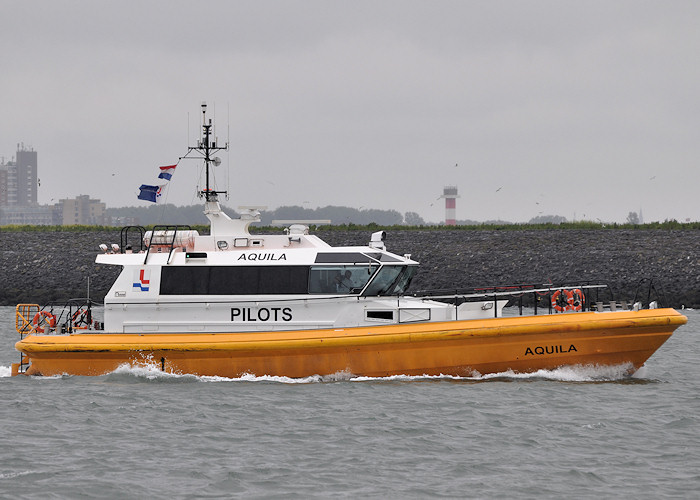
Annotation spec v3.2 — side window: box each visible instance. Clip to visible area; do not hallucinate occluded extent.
[308,265,377,294]
[392,266,417,294]
[160,266,309,294]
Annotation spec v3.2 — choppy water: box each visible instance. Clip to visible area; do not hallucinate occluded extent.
[1,306,698,499]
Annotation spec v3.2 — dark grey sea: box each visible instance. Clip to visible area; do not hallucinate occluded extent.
[1,306,698,499]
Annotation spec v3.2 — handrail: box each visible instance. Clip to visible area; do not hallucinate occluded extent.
[143,225,193,264]
[15,304,39,335]
[411,283,609,301]
[16,298,101,337]
[120,225,147,254]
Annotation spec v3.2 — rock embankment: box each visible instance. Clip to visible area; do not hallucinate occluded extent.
[1,229,698,308]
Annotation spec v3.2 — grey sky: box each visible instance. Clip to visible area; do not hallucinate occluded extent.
[2,0,698,223]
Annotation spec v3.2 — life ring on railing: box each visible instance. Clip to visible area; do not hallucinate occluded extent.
[71,309,90,328]
[551,290,573,312]
[32,311,56,333]
[569,288,585,311]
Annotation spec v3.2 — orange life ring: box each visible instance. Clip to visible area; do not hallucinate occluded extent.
[551,290,571,312]
[32,311,56,333]
[552,289,585,312]
[71,309,90,328]
[569,288,585,311]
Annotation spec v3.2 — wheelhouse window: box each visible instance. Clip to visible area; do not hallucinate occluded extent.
[315,253,377,264]
[392,266,417,294]
[308,265,378,294]
[362,265,416,296]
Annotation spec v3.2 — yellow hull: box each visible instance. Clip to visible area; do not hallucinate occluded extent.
[13,309,687,378]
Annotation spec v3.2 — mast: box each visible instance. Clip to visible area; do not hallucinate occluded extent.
[180,101,255,237]
[182,101,229,201]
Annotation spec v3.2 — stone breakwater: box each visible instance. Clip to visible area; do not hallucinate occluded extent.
[1,229,698,308]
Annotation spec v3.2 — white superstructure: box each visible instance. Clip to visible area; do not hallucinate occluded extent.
[97,201,505,334]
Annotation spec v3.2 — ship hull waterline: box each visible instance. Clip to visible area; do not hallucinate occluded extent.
[14,309,687,378]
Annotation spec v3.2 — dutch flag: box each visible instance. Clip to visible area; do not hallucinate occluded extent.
[158,164,177,181]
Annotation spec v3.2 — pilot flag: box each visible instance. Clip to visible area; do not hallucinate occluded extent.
[137,163,177,203]
[137,184,162,203]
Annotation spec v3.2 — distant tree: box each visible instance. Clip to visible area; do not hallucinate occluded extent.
[257,205,404,226]
[482,219,514,225]
[360,208,403,226]
[262,205,318,225]
[626,211,640,224]
[106,204,238,226]
[404,211,425,225]
[107,204,425,227]
[527,215,567,225]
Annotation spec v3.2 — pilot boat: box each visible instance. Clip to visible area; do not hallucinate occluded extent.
[11,104,687,377]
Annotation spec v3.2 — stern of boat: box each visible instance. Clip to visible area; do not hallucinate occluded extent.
[13,301,104,376]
